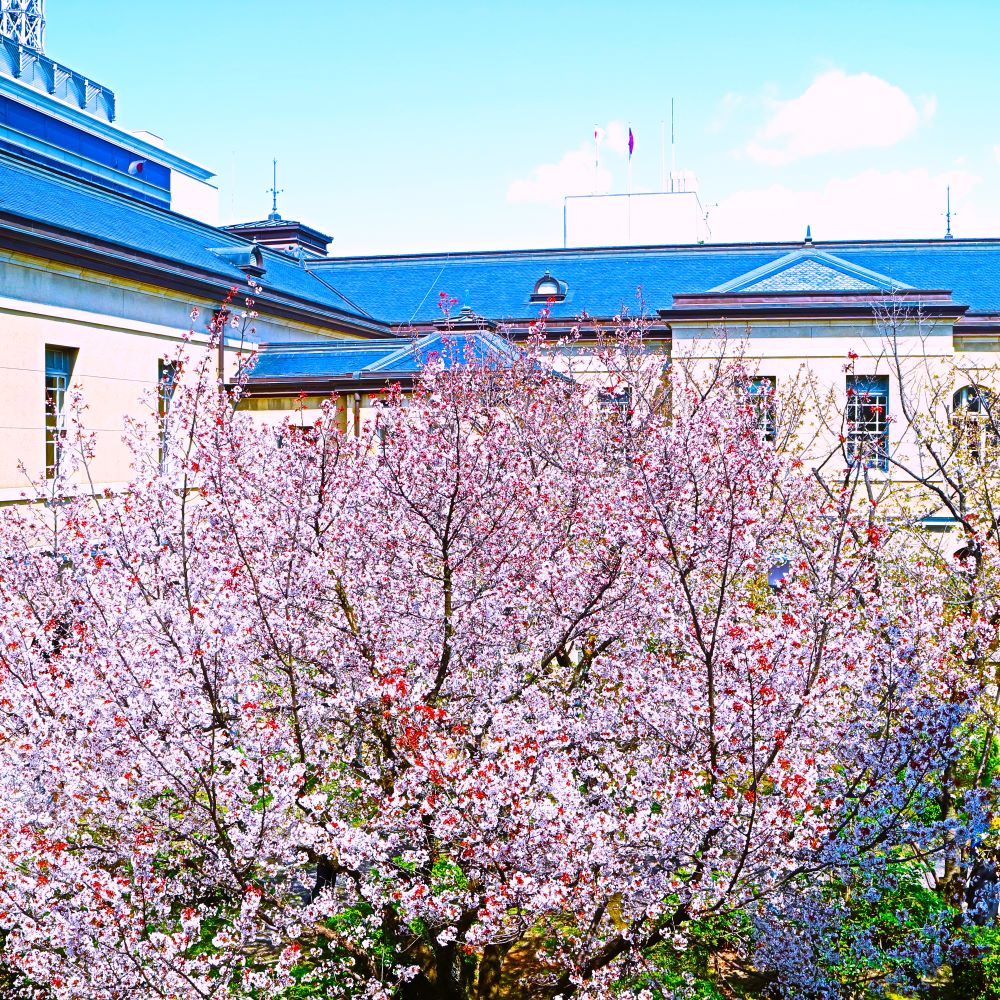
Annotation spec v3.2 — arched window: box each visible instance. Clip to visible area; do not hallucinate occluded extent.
[952,385,998,464]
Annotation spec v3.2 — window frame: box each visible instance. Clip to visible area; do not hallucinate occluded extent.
[747,376,777,442]
[597,386,632,421]
[44,346,76,479]
[158,359,177,470]
[845,374,890,473]
[952,384,999,465]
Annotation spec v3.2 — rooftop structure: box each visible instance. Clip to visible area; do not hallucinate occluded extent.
[224,218,334,259]
[0,1,219,222]
[225,160,334,258]
[0,0,43,52]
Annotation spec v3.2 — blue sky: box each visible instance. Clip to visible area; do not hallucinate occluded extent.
[46,1,1000,254]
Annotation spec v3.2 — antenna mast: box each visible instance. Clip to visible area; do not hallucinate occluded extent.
[267,159,284,222]
[0,0,45,51]
[670,97,676,192]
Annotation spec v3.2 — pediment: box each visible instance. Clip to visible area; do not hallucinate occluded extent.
[709,249,911,296]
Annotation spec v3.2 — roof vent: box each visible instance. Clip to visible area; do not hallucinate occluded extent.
[530,271,567,302]
[433,305,497,332]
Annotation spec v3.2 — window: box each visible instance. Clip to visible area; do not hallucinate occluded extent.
[748,376,777,442]
[952,385,998,464]
[44,346,76,478]
[598,387,632,420]
[158,360,177,469]
[846,375,889,472]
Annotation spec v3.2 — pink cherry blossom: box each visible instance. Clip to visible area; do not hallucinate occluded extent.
[0,320,979,999]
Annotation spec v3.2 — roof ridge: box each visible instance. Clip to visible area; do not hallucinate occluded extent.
[256,341,399,351]
[315,236,1000,265]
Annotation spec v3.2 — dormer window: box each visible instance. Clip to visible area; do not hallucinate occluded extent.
[245,246,265,277]
[208,245,266,278]
[530,271,567,302]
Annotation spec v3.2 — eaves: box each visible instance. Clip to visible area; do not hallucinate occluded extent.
[659,303,968,323]
[0,213,394,339]
[241,374,417,396]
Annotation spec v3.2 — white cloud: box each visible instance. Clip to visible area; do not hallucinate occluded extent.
[746,71,927,165]
[507,121,629,205]
[710,168,982,243]
[707,92,746,134]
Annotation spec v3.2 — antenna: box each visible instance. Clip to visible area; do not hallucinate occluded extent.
[944,185,954,240]
[670,97,676,192]
[0,0,45,51]
[660,119,665,192]
[267,159,284,222]
[594,123,600,193]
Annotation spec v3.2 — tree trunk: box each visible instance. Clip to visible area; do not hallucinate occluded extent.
[476,943,511,1000]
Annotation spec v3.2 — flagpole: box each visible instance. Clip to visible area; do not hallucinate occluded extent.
[627,122,632,242]
[660,120,666,192]
[594,124,599,193]
[671,98,676,192]
[627,122,633,196]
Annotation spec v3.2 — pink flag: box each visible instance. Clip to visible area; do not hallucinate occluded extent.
[628,127,634,158]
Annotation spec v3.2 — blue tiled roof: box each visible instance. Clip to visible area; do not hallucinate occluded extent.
[371,332,521,372]
[250,332,522,381]
[309,239,1000,322]
[0,152,386,330]
[250,344,400,379]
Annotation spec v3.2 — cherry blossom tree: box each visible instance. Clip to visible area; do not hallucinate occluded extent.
[0,308,980,999]
[802,298,1000,996]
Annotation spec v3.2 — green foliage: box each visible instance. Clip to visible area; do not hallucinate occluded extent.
[431,857,469,893]
[956,726,1000,792]
[281,961,348,1000]
[615,942,728,1000]
[930,925,1000,1000]
[613,912,754,1000]
[798,860,952,998]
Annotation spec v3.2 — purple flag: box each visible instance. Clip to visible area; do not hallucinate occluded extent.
[628,127,634,158]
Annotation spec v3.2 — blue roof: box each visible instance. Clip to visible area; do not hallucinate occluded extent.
[0,151,387,331]
[250,344,400,379]
[308,239,1000,322]
[372,331,521,372]
[250,332,522,381]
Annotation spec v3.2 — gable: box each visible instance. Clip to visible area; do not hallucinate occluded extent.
[708,248,913,296]
[742,259,882,293]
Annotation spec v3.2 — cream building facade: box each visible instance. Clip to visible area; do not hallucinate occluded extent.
[3,10,1000,506]
[0,29,392,499]
[251,238,1000,496]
